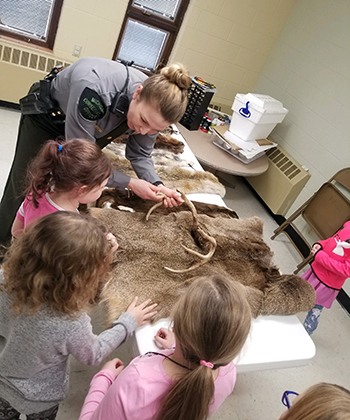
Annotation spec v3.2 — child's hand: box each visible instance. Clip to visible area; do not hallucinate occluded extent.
[311,243,321,255]
[155,328,175,349]
[106,232,119,253]
[101,358,124,377]
[126,297,158,326]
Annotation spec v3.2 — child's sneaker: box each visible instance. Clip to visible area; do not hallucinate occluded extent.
[303,304,323,335]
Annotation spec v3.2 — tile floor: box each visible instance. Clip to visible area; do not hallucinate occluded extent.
[1,107,349,420]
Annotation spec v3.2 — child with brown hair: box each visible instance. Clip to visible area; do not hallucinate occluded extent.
[79,274,252,420]
[11,138,112,237]
[0,211,157,420]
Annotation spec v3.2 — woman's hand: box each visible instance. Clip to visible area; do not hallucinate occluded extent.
[101,358,124,377]
[154,327,175,349]
[128,178,162,201]
[127,179,184,207]
[156,185,184,208]
[126,297,158,326]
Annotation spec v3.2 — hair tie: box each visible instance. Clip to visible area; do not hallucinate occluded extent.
[57,144,63,153]
[200,360,214,369]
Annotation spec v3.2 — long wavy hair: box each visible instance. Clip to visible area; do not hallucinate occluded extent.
[156,274,252,420]
[2,211,112,316]
[140,63,191,123]
[26,138,112,207]
[281,383,350,420]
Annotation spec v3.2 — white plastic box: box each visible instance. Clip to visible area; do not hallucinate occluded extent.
[230,93,288,141]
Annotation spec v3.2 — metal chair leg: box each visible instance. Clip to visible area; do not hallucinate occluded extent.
[293,254,313,274]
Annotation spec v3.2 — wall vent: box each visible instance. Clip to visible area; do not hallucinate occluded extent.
[0,41,71,74]
[247,144,311,216]
[266,147,301,180]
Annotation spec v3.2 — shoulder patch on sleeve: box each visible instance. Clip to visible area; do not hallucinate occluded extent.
[78,87,106,121]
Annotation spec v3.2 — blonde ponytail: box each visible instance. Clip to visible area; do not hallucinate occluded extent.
[158,367,214,420]
[156,274,252,420]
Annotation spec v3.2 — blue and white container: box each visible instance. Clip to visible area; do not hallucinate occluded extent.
[230,93,288,141]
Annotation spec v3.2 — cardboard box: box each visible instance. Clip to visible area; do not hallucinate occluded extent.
[212,125,277,164]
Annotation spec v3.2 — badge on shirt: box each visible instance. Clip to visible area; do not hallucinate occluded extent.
[78,87,106,121]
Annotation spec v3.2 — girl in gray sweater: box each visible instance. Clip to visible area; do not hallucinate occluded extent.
[0,211,157,420]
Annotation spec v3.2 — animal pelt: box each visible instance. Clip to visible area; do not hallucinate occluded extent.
[95,188,239,218]
[91,194,316,325]
[113,131,185,154]
[103,146,226,197]
[105,143,190,169]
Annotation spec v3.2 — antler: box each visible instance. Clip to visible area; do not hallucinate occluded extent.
[164,189,217,273]
[144,189,217,272]
[145,192,167,221]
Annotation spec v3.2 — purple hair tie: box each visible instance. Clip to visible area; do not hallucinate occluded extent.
[57,144,63,153]
[200,360,214,369]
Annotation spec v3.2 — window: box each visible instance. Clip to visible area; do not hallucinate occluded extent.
[0,0,63,50]
[113,0,190,72]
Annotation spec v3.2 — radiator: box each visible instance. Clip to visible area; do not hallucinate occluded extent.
[0,40,72,103]
[246,144,311,216]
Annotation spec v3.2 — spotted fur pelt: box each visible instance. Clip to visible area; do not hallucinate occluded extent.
[103,144,226,197]
[92,192,315,325]
[113,131,185,154]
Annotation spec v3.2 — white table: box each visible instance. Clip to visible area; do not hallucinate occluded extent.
[136,126,316,373]
[131,315,315,373]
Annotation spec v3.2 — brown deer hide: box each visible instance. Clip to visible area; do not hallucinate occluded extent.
[91,191,315,325]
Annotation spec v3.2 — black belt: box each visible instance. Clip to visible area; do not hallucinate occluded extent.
[19,65,65,120]
[96,120,129,149]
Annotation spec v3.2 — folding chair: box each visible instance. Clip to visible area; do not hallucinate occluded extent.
[271,168,350,274]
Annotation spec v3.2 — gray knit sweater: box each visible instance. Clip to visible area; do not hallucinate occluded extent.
[0,270,137,414]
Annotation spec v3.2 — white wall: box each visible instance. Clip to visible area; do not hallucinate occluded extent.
[253,0,350,293]
[170,0,296,112]
[254,0,349,211]
[54,0,128,60]
[0,0,296,107]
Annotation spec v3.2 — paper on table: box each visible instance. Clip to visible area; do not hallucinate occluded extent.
[213,137,266,163]
[224,130,277,152]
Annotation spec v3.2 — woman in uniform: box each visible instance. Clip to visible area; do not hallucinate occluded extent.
[0,57,191,246]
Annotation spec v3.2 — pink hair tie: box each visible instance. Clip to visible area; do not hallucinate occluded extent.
[200,360,214,369]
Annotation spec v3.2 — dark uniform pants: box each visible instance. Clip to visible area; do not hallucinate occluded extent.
[0,113,64,246]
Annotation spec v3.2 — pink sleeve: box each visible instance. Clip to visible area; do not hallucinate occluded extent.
[79,363,146,420]
[78,369,117,420]
[16,201,25,222]
[315,251,350,277]
[208,362,236,415]
[108,365,146,420]
[315,238,328,249]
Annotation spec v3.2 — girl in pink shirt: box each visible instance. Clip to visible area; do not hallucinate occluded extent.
[302,221,350,335]
[11,138,112,238]
[79,274,252,420]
